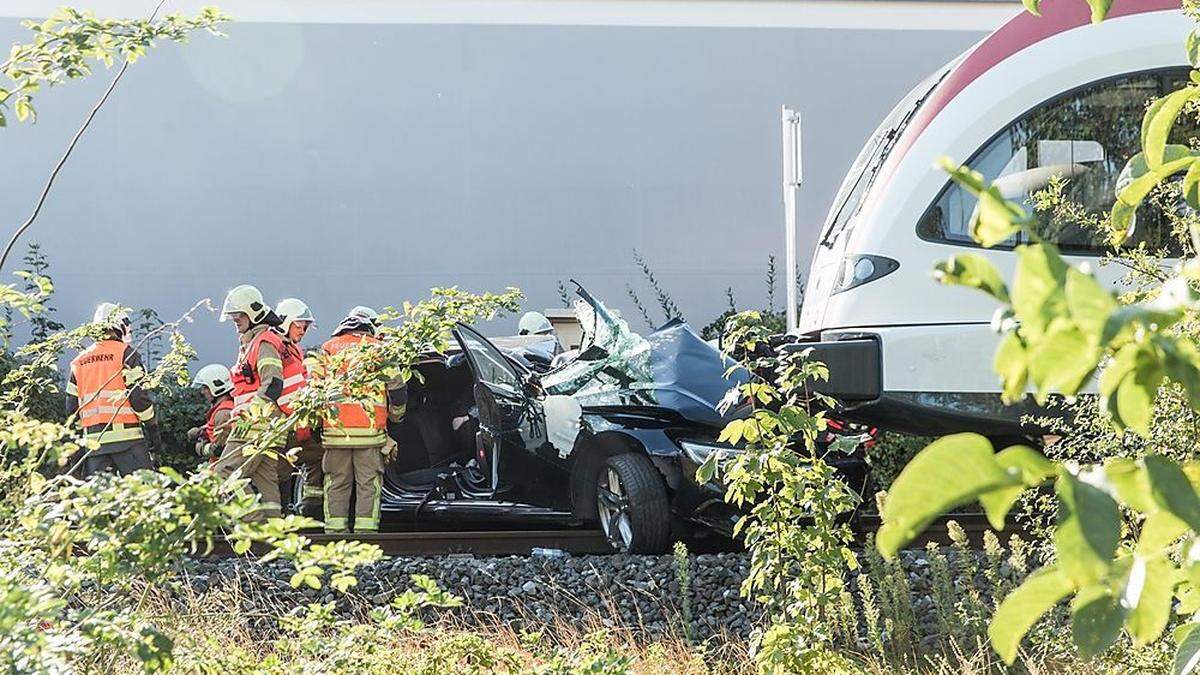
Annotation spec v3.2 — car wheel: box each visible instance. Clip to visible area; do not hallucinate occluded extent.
[596,453,670,554]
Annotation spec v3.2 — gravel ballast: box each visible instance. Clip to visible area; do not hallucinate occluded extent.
[180,546,1024,643]
[184,552,758,639]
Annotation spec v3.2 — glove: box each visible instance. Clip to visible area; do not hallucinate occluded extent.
[381,437,399,463]
[187,426,202,442]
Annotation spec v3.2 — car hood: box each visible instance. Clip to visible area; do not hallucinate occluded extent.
[540,286,749,428]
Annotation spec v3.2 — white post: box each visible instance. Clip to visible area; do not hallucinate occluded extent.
[781,106,802,334]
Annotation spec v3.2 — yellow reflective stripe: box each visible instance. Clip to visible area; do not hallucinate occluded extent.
[86,426,145,444]
[135,405,155,422]
[256,357,283,370]
[322,432,387,448]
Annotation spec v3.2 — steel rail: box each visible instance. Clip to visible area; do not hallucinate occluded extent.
[197,512,1022,558]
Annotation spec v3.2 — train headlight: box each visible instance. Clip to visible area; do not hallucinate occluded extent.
[833,254,900,294]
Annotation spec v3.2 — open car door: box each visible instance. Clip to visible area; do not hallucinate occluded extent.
[452,323,551,498]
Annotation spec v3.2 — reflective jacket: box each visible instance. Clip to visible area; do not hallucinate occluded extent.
[68,339,153,445]
[276,337,309,415]
[204,397,235,444]
[320,332,387,448]
[229,326,285,441]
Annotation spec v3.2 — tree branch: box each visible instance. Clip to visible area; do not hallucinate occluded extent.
[0,0,169,273]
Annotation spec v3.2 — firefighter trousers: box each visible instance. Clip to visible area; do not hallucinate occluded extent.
[322,446,383,533]
[213,439,281,522]
[296,442,324,504]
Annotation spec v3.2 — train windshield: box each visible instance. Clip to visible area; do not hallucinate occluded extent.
[819,62,956,247]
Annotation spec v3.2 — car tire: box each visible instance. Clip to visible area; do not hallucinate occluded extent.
[596,453,670,554]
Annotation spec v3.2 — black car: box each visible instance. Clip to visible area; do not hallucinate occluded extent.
[297,286,870,553]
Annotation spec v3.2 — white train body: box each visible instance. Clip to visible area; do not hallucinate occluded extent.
[799,0,1189,435]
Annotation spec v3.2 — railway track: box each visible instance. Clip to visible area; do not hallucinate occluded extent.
[206,528,614,557]
[201,512,1021,558]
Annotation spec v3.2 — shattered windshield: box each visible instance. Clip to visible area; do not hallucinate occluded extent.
[818,62,956,248]
[540,287,749,424]
[541,290,653,405]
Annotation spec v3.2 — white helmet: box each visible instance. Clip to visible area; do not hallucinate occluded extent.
[518,311,554,336]
[335,305,380,335]
[220,284,269,323]
[276,298,315,334]
[192,363,234,397]
[92,302,130,330]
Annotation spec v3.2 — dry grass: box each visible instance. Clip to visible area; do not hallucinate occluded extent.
[86,575,1138,674]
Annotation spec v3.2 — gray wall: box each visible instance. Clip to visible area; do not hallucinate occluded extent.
[0,20,981,363]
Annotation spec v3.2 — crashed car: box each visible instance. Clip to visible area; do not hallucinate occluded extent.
[303,286,869,553]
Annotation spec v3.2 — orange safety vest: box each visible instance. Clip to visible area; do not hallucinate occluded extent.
[70,339,143,444]
[320,332,387,447]
[204,397,234,443]
[276,338,309,415]
[230,329,286,417]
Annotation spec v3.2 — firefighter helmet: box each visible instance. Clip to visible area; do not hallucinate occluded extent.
[192,363,234,397]
[220,284,270,323]
[276,298,315,334]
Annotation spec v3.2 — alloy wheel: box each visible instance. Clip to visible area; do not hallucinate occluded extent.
[597,468,633,551]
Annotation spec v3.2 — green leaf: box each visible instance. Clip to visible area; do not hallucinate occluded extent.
[1177,623,1200,675]
[1072,584,1125,658]
[1027,319,1099,400]
[994,332,1029,404]
[1106,457,1157,513]
[1055,473,1120,587]
[1184,159,1200,211]
[1115,357,1164,437]
[1021,0,1041,16]
[1127,556,1177,646]
[1065,266,1117,339]
[1137,511,1189,555]
[1011,244,1068,340]
[933,253,1010,303]
[988,564,1072,664]
[877,433,1016,558]
[1086,0,1112,23]
[973,191,1025,247]
[14,97,31,122]
[979,445,1055,529]
[1189,32,1200,69]
[1161,337,1200,409]
[1146,455,1200,530]
[1144,88,1200,170]
[1113,148,1198,244]
[695,451,719,484]
[937,156,1029,247]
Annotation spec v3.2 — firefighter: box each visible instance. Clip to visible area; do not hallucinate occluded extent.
[66,302,161,477]
[274,297,322,514]
[517,311,555,337]
[187,364,234,464]
[212,284,286,521]
[318,306,406,533]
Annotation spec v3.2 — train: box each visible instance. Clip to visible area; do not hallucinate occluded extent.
[796,0,1187,438]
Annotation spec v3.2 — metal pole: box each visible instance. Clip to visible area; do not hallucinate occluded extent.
[782,106,802,333]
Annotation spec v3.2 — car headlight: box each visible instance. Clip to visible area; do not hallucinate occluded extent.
[678,440,741,466]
